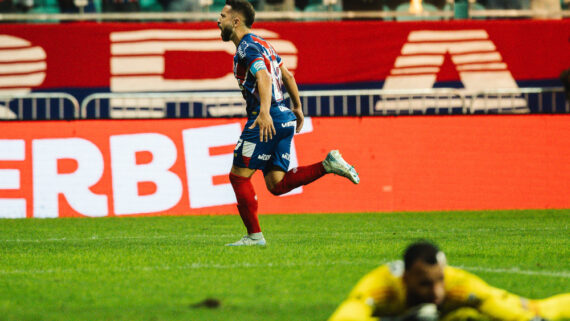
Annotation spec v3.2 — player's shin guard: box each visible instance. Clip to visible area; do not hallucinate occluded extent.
[269,162,326,196]
[229,173,261,234]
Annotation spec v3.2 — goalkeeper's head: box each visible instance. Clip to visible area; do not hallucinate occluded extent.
[403,241,447,307]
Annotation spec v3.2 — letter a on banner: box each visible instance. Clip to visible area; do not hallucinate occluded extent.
[383,30,518,91]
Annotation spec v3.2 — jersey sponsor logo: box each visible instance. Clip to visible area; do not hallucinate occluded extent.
[257,154,271,161]
[281,121,296,128]
[237,41,249,59]
[281,153,290,161]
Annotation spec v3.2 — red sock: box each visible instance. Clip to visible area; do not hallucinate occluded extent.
[269,162,326,196]
[229,173,261,234]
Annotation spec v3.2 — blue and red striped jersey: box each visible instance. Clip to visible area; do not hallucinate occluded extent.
[233,33,295,123]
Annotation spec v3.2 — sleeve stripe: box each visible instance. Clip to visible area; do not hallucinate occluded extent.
[248,57,264,69]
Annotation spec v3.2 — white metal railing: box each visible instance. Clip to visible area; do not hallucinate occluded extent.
[469,87,568,114]
[80,87,567,119]
[80,91,244,119]
[0,88,565,120]
[0,92,80,120]
[469,9,570,18]
[1,9,568,22]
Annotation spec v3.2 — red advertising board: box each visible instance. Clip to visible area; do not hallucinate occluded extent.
[0,115,569,218]
[0,20,569,95]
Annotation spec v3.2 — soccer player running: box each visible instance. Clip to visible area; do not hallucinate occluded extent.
[328,241,570,321]
[218,0,359,246]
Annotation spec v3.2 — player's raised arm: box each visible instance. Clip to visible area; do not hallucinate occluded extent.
[280,64,304,133]
[249,68,276,142]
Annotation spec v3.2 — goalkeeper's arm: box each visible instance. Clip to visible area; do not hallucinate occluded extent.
[328,297,378,321]
[329,299,438,321]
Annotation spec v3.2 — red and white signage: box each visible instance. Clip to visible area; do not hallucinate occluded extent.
[0,20,568,94]
[0,34,47,95]
[384,30,518,90]
[1,115,569,218]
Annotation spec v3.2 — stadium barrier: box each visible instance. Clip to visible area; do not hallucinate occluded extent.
[1,115,569,218]
[76,86,570,119]
[1,88,564,120]
[470,87,569,114]
[0,93,80,120]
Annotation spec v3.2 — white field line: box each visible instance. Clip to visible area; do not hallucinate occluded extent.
[457,266,570,278]
[0,234,239,243]
[1,227,566,243]
[0,260,385,275]
[1,259,568,278]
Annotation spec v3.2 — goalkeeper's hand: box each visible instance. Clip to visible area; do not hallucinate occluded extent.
[392,304,439,321]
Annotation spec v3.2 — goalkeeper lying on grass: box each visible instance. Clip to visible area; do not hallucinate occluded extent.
[329,241,569,321]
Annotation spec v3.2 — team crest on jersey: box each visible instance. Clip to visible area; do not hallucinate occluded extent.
[388,260,405,277]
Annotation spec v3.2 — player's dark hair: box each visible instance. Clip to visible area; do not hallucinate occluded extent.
[403,241,441,270]
[225,0,255,28]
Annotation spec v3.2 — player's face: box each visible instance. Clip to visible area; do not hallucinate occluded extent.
[217,5,234,42]
[403,261,446,306]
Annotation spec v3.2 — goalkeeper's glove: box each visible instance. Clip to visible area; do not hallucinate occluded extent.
[384,304,439,321]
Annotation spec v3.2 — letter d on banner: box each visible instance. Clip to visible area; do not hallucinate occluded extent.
[110,133,182,215]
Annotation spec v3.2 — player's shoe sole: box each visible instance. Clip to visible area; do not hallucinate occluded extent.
[322,150,360,184]
[225,236,267,247]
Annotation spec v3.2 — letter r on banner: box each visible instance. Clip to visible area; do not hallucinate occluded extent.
[182,123,241,208]
[32,138,108,218]
[110,133,183,215]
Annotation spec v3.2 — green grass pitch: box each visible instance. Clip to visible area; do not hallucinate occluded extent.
[0,210,568,321]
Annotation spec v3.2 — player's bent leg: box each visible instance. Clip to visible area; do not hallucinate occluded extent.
[226,166,266,247]
[266,163,326,196]
[533,293,570,320]
[323,150,360,184]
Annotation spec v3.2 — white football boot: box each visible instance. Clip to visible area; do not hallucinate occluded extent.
[225,235,267,247]
[322,150,360,184]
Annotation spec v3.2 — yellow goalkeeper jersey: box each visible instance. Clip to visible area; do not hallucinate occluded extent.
[328,261,570,321]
